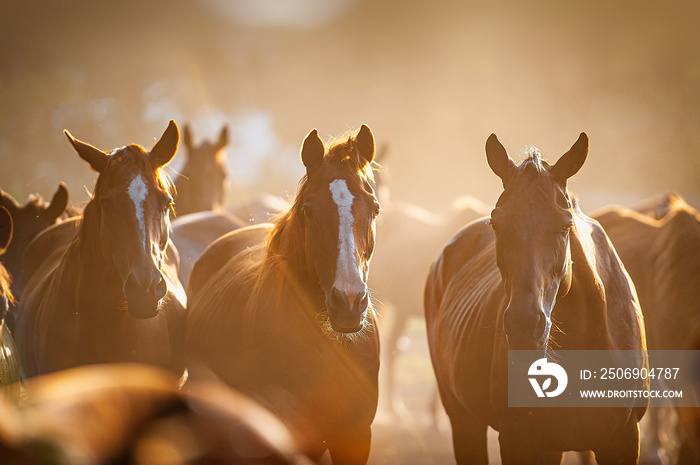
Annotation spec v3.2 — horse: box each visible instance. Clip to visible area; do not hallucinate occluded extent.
[0,207,20,404]
[0,363,312,465]
[0,183,71,305]
[425,133,647,464]
[594,194,700,465]
[14,121,187,379]
[172,124,229,215]
[169,210,246,287]
[186,125,381,464]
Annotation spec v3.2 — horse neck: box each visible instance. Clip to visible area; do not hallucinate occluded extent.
[260,211,323,309]
[552,216,617,349]
[71,201,123,305]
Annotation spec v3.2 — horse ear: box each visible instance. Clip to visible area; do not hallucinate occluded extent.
[486,133,516,183]
[552,132,589,183]
[151,120,180,168]
[301,129,325,175]
[44,183,68,222]
[355,124,375,167]
[64,130,109,173]
[0,206,12,254]
[217,125,229,150]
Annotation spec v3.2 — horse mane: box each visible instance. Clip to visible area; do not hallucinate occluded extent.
[0,265,12,306]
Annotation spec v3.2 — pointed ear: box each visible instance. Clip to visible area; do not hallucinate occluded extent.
[217,125,229,150]
[355,124,375,167]
[151,120,179,168]
[485,133,516,183]
[552,132,588,183]
[0,206,12,253]
[64,130,109,173]
[44,182,68,222]
[301,129,325,176]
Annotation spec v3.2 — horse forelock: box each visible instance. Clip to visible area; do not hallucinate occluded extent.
[103,145,175,196]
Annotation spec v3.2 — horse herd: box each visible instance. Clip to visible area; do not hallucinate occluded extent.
[0,120,698,465]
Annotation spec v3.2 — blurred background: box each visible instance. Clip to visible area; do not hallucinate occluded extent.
[2,0,699,212]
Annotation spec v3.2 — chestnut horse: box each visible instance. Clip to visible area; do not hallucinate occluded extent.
[186,126,380,464]
[15,121,187,378]
[425,133,647,464]
[595,194,700,464]
[173,124,228,215]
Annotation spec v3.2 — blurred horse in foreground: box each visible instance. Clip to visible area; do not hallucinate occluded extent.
[186,126,381,464]
[14,121,187,379]
[0,363,311,464]
[425,133,647,464]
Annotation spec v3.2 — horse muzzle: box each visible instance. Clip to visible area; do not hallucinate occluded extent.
[326,286,369,333]
[123,270,167,319]
[504,305,550,350]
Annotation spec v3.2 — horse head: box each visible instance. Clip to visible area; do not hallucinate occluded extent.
[296,126,380,333]
[176,124,228,214]
[486,132,588,350]
[65,121,179,319]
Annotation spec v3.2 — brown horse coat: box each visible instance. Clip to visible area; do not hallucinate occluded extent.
[15,122,187,379]
[186,126,380,464]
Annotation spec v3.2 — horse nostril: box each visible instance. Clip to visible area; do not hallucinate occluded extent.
[331,287,348,310]
[356,291,369,312]
[154,275,167,301]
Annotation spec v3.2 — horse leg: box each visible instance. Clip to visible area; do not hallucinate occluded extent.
[439,386,488,464]
[327,425,371,465]
[592,420,640,465]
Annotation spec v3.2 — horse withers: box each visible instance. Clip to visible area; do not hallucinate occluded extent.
[15,121,187,378]
[425,133,647,464]
[186,126,381,464]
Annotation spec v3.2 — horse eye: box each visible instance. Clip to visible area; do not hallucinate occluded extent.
[372,207,380,218]
[303,204,313,219]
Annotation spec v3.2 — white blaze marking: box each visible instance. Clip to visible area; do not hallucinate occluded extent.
[329,179,364,294]
[128,174,148,251]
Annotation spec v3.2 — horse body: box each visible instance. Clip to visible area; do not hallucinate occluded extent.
[169,210,246,287]
[594,194,700,464]
[187,126,380,464]
[15,121,187,379]
[425,133,647,464]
